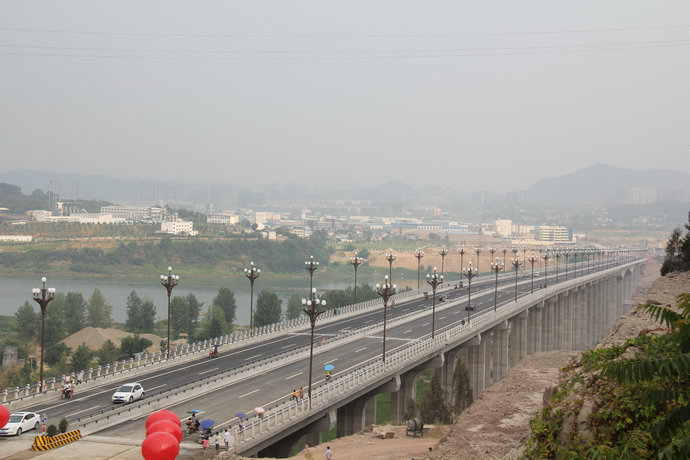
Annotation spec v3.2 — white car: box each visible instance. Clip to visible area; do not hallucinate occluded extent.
[112,382,145,404]
[0,412,41,436]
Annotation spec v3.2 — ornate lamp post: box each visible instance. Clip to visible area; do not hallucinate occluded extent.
[474,246,482,273]
[426,268,443,339]
[541,250,550,288]
[488,246,496,265]
[527,253,539,294]
[522,247,528,272]
[458,246,467,277]
[572,250,579,278]
[564,250,570,280]
[160,267,179,359]
[376,275,396,361]
[385,251,396,282]
[302,288,326,408]
[553,250,561,284]
[244,262,260,331]
[350,252,363,304]
[463,262,478,323]
[502,248,508,267]
[511,257,522,302]
[490,257,503,311]
[413,248,424,289]
[305,255,319,294]
[32,277,55,393]
[438,247,449,276]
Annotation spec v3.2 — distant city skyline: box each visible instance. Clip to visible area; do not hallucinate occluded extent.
[1,2,689,191]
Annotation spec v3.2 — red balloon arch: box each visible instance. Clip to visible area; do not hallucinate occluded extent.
[0,404,9,429]
[141,431,179,460]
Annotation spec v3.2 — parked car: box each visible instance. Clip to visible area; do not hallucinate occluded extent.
[112,382,145,404]
[0,412,41,436]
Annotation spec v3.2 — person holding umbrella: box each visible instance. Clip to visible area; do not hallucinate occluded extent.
[325,364,335,382]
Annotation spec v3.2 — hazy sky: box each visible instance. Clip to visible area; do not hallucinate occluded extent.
[1,1,689,192]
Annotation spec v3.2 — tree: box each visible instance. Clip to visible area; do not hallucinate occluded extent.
[661,211,690,275]
[213,287,237,328]
[254,290,282,327]
[452,357,473,415]
[86,289,113,328]
[96,339,118,365]
[71,343,93,372]
[119,334,153,359]
[197,305,229,340]
[419,372,451,424]
[45,343,70,367]
[286,294,303,320]
[63,292,86,334]
[125,291,156,333]
[43,293,67,347]
[15,302,39,341]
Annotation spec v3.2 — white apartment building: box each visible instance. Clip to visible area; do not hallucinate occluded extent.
[100,206,164,222]
[537,225,573,243]
[161,220,197,236]
[495,219,512,238]
[207,214,239,225]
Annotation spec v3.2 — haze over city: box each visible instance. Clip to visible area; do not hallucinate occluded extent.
[2,1,689,193]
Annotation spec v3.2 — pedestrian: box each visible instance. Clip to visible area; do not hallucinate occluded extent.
[292,389,299,402]
[224,428,231,451]
[326,445,333,459]
[299,387,305,400]
[214,432,220,455]
[76,370,83,385]
[202,437,209,455]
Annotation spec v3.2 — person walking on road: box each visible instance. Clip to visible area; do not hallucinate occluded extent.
[326,445,333,459]
[299,387,305,401]
[202,437,209,455]
[214,432,220,455]
[224,428,231,451]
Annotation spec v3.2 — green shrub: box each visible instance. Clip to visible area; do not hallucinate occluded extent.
[46,424,58,436]
[58,418,68,433]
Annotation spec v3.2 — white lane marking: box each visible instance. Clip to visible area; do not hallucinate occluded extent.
[403,329,412,334]
[354,347,367,353]
[199,368,219,375]
[440,316,447,320]
[364,320,374,324]
[238,389,260,399]
[422,322,430,326]
[65,406,100,418]
[285,372,302,380]
[281,344,294,349]
[244,354,262,361]
[323,358,338,365]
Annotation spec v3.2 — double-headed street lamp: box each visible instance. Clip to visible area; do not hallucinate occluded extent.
[160,267,179,359]
[463,262,478,323]
[488,246,496,265]
[502,248,508,267]
[376,275,396,361]
[458,246,467,277]
[426,268,443,339]
[302,288,326,408]
[413,248,424,289]
[541,250,550,288]
[32,277,55,393]
[438,247,449,276]
[244,262,260,331]
[490,258,503,311]
[511,258,522,302]
[305,255,319,294]
[474,246,482,273]
[385,251,396,282]
[350,252,363,304]
[527,253,539,294]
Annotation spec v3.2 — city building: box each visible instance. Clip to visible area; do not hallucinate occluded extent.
[537,225,573,243]
[161,219,197,236]
[100,205,164,222]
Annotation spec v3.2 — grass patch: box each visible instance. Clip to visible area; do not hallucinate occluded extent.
[376,393,391,424]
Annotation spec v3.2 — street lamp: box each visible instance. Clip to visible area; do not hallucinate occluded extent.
[413,248,424,289]
[463,262,478,323]
[438,247,449,276]
[553,250,561,284]
[541,250,550,288]
[572,250,579,278]
[490,257,503,311]
[488,246,496,265]
[527,253,539,294]
[458,246,467,277]
[511,257,522,302]
[564,250,570,280]
[32,277,55,393]
[502,248,508,268]
[385,251,396,282]
[376,275,396,361]
[305,255,319,294]
[474,247,482,273]
[426,267,443,339]
[302,288,326,408]
[350,252,363,304]
[160,267,179,359]
[244,262,260,331]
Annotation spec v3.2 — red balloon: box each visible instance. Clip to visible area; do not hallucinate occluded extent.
[0,405,9,429]
[141,431,179,460]
[146,419,183,444]
[145,409,180,430]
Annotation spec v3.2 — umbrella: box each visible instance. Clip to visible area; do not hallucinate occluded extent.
[186,410,202,414]
[200,419,215,430]
[235,412,247,419]
[254,407,265,415]
[324,364,335,372]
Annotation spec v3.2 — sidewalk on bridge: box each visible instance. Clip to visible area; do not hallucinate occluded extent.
[0,434,202,459]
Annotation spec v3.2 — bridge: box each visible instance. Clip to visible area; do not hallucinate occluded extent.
[5,252,645,457]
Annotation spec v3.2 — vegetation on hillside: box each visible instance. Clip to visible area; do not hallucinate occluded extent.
[661,211,690,275]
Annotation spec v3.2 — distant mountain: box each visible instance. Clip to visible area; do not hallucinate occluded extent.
[524,163,690,205]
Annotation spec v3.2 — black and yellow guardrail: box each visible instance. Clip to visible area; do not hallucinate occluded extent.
[31,429,82,451]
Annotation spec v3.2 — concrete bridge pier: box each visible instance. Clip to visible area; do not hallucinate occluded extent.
[509,309,529,366]
[337,394,377,437]
[491,321,509,384]
[465,333,488,395]
[616,275,624,319]
[436,347,463,408]
[527,301,544,354]
[259,411,336,458]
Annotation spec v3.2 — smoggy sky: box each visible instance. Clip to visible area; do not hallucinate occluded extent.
[1,1,689,192]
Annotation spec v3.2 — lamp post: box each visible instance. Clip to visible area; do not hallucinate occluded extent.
[502,248,508,268]
[474,247,482,273]
[376,275,396,361]
[244,262,260,331]
[488,246,496,265]
[385,251,396,282]
[305,255,319,294]
[160,267,179,359]
[542,250,550,288]
[350,252,363,304]
[553,250,561,284]
[413,248,424,289]
[302,288,326,408]
[458,246,467,277]
[490,257,503,311]
[425,267,443,339]
[438,247,449,276]
[32,277,55,393]
[564,251,570,280]
[572,250,579,278]
[463,262,478,323]
[522,247,527,273]
[527,253,538,294]
[511,258,522,302]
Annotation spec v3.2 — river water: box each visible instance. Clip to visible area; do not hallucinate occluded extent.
[0,275,356,325]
